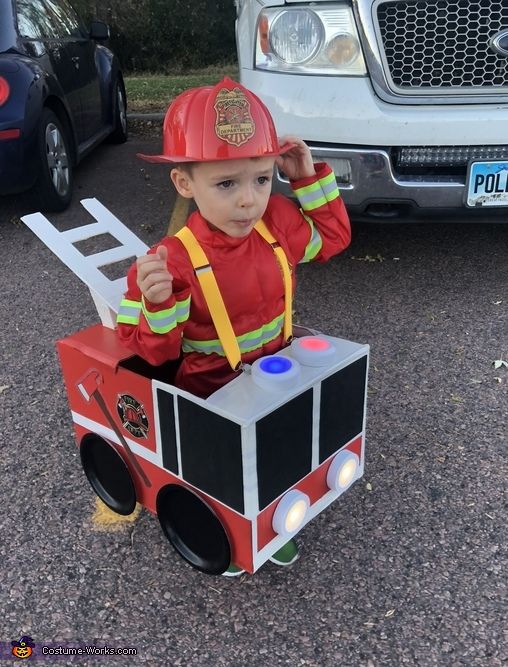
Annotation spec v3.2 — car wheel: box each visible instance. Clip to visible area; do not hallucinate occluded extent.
[108,79,128,144]
[31,109,73,212]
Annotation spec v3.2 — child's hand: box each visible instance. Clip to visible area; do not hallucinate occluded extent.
[276,136,315,181]
[136,245,173,304]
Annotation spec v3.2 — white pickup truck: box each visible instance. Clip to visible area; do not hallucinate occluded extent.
[235,0,508,220]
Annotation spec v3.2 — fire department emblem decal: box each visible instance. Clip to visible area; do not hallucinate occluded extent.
[117,394,149,438]
[214,87,255,146]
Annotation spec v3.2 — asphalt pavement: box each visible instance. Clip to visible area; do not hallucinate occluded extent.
[0,133,506,667]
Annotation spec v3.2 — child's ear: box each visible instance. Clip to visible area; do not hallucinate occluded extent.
[170,168,194,199]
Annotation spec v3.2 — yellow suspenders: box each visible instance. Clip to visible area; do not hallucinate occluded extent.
[255,220,293,346]
[175,221,292,371]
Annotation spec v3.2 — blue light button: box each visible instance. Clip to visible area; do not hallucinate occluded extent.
[259,356,293,374]
[252,355,302,392]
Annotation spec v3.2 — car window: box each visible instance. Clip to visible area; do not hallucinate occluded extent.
[16,0,58,39]
[16,0,86,40]
[43,0,86,39]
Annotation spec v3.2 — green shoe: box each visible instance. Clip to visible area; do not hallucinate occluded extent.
[269,539,299,566]
[222,563,245,577]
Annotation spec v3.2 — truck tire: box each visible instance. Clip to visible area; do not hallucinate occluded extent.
[157,484,231,575]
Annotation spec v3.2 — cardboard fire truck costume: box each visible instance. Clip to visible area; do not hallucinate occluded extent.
[21,81,369,576]
[23,199,369,575]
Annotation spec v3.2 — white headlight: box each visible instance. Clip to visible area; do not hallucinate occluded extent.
[256,6,366,76]
[272,489,310,537]
[269,10,323,65]
[327,450,359,493]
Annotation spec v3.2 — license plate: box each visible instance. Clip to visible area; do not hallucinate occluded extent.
[466,160,508,207]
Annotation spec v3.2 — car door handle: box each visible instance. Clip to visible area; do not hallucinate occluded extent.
[71,56,80,69]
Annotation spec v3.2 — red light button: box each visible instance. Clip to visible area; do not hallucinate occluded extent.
[290,336,336,367]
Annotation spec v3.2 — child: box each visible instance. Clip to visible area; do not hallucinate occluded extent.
[117,77,351,574]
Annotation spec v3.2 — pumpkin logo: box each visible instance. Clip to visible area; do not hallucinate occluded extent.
[11,636,34,659]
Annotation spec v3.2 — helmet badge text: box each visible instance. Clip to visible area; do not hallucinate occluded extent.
[214,87,255,147]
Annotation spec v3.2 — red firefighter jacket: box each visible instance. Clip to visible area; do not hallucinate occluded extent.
[117,163,351,398]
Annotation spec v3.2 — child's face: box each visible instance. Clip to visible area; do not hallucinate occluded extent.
[171,157,276,238]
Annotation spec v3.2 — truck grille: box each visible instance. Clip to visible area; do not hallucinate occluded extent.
[376,0,508,91]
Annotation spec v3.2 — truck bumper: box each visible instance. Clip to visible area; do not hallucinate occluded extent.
[277,144,493,221]
[240,69,508,220]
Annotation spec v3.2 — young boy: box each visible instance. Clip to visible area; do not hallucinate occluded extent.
[117,78,351,573]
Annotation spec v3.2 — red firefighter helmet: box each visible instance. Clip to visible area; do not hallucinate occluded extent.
[137,77,291,163]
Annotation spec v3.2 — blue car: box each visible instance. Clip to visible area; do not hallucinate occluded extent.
[0,0,127,211]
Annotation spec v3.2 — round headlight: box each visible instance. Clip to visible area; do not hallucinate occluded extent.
[272,489,310,537]
[325,33,361,67]
[269,10,324,65]
[327,450,360,493]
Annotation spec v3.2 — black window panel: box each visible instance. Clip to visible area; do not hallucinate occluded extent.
[256,390,313,510]
[319,355,367,463]
[157,389,178,475]
[178,398,244,514]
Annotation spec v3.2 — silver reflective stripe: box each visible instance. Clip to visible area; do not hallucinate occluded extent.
[142,295,191,334]
[182,313,284,356]
[321,178,340,201]
[296,189,327,209]
[117,299,142,325]
[299,215,323,263]
[182,339,224,355]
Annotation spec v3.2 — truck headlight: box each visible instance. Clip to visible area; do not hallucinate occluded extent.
[272,489,310,537]
[255,5,366,76]
[269,10,323,65]
[326,450,360,493]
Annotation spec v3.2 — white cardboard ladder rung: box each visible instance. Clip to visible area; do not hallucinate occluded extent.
[87,244,140,268]
[61,221,110,243]
[21,198,149,329]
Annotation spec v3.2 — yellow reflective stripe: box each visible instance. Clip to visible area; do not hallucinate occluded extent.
[319,171,340,202]
[293,180,327,212]
[141,295,190,334]
[182,338,223,355]
[237,313,284,351]
[293,181,322,197]
[117,299,141,325]
[301,196,327,211]
[182,313,284,356]
[299,213,323,263]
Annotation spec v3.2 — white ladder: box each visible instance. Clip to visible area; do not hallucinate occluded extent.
[21,198,149,329]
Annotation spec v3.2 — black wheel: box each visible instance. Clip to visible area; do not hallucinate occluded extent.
[157,485,231,575]
[80,435,136,515]
[31,108,73,212]
[108,79,128,144]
